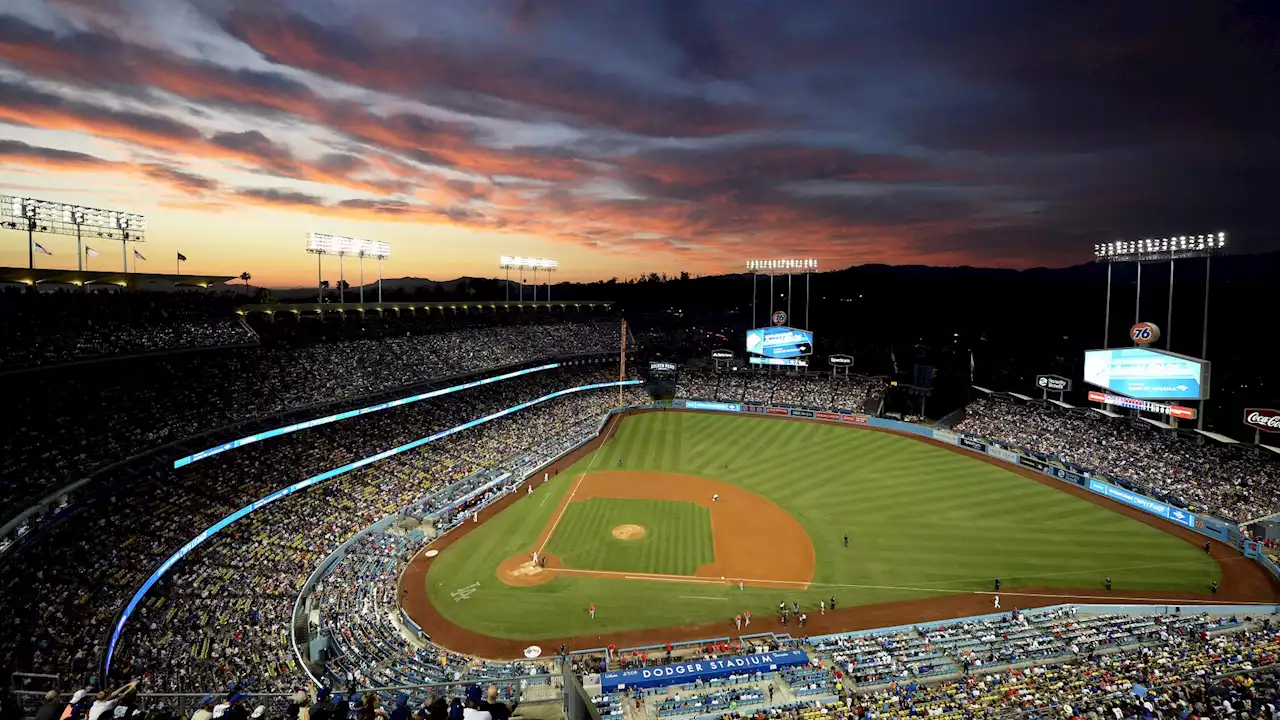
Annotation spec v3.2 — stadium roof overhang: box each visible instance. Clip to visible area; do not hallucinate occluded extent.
[235,300,614,314]
[1048,399,1074,409]
[1259,444,1280,456]
[1091,407,1122,418]
[0,266,235,288]
[1140,416,1175,430]
[1194,429,1239,444]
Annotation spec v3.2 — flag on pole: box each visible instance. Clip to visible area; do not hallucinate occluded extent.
[969,350,975,383]
[177,252,188,262]
[134,249,147,261]
[33,241,52,256]
[86,247,100,257]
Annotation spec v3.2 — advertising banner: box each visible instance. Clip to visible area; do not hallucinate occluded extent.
[746,326,814,359]
[932,429,958,445]
[1245,409,1280,434]
[767,407,790,416]
[749,356,809,367]
[711,349,735,360]
[1083,347,1208,400]
[1087,391,1196,420]
[841,414,868,424]
[743,404,767,414]
[815,411,840,421]
[649,361,678,373]
[601,650,809,692]
[828,354,853,367]
[790,409,815,419]
[1019,455,1051,474]
[1036,375,1073,392]
[988,446,1020,464]
[1087,479,1196,528]
[958,436,987,453]
[685,401,742,413]
[1054,468,1087,485]
[1195,515,1231,542]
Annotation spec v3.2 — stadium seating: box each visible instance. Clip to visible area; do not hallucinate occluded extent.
[1,312,623,520]
[955,395,1280,522]
[675,366,886,413]
[0,359,646,693]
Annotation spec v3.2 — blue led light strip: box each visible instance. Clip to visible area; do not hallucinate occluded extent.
[173,363,562,468]
[105,379,642,675]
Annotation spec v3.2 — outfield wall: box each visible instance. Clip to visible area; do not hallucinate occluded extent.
[670,400,1269,582]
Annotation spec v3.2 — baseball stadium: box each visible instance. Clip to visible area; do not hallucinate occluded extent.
[6,257,1280,720]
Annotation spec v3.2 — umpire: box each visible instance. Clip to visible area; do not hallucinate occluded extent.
[993,578,1000,592]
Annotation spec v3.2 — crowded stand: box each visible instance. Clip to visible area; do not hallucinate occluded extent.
[1,315,623,520]
[0,289,255,369]
[955,395,1280,522]
[0,360,645,692]
[675,367,885,413]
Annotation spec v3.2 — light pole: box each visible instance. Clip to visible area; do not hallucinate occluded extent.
[307,233,390,306]
[2,196,145,273]
[746,259,819,328]
[499,256,559,303]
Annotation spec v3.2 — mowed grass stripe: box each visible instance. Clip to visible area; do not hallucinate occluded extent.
[426,411,1220,640]
[543,498,714,576]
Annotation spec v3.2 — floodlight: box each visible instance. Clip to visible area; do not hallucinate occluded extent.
[1,194,145,269]
[746,258,819,272]
[499,256,558,270]
[306,232,389,258]
[1094,232,1226,262]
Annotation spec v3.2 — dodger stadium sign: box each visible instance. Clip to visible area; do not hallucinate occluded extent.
[601,649,809,692]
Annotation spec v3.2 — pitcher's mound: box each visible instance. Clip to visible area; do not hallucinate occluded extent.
[612,524,646,541]
[497,554,562,587]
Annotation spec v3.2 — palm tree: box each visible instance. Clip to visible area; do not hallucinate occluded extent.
[239,271,251,288]
[320,280,330,303]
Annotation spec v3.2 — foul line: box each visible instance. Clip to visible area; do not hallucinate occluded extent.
[680,596,729,601]
[536,418,616,556]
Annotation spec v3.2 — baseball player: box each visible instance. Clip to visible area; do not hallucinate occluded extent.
[532,551,538,564]
[820,600,825,615]
[843,535,849,548]
[739,579,744,592]
[734,614,742,630]
[830,596,836,611]
[994,578,1001,591]
[792,601,799,614]
[743,610,751,627]
[994,595,1000,609]
[589,604,596,619]
[473,511,478,523]
[527,485,533,495]
[713,494,720,502]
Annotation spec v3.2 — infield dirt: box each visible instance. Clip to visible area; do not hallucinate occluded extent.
[398,410,1280,660]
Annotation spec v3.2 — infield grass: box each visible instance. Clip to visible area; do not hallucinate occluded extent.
[425,411,1220,639]
[543,498,714,575]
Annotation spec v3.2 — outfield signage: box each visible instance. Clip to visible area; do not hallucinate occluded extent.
[815,411,840,421]
[685,401,742,413]
[958,436,986,453]
[988,446,1019,464]
[1019,455,1051,474]
[933,429,959,445]
[1054,468,1087,484]
[1088,391,1196,420]
[1036,374,1072,392]
[601,650,809,692]
[767,407,790,416]
[1086,479,1196,528]
[841,414,868,424]
[790,408,815,419]
[743,404,766,414]
[711,349,735,360]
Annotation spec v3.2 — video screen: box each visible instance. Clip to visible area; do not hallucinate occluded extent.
[1083,347,1208,400]
[746,326,814,359]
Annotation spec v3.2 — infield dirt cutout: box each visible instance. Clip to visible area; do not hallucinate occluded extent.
[521,470,816,589]
[612,524,646,540]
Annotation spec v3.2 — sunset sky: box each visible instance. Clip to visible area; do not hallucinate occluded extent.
[0,0,1276,286]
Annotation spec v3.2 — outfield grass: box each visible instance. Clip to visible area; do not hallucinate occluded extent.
[543,498,714,575]
[424,411,1219,640]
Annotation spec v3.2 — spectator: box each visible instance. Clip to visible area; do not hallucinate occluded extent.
[34,691,62,720]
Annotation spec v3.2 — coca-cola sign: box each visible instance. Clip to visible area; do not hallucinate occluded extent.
[1244,408,1280,434]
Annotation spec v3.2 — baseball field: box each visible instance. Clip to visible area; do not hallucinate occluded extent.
[405,410,1270,656]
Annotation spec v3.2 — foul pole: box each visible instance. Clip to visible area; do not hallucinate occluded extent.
[619,318,628,406]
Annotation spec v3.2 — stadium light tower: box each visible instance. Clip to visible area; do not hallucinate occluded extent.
[1094,232,1226,429]
[499,256,558,302]
[1,195,145,271]
[746,259,819,329]
[308,233,390,305]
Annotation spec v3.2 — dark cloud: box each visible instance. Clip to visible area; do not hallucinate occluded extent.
[0,80,202,143]
[233,187,325,206]
[141,164,219,193]
[216,8,782,137]
[0,139,111,167]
